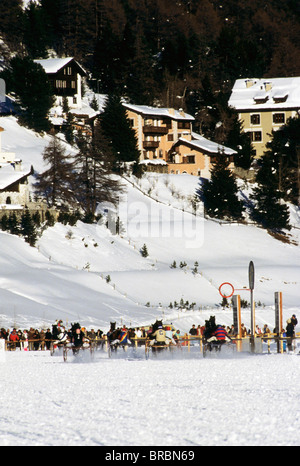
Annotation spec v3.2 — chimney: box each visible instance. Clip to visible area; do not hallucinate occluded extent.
[264,82,272,92]
[245,79,255,88]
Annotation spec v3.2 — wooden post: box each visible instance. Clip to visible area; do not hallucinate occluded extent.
[232,294,242,352]
[275,292,283,353]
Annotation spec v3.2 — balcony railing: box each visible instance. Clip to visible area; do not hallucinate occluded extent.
[143,125,169,135]
[143,140,160,149]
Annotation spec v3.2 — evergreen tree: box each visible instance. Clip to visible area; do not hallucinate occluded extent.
[197,151,244,220]
[263,117,300,206]
[34,135,75,207]
[0,214,8,231]
[226,112,254,170]
[22,1,49,58]
[2,56,55,132]
[250,155,291,231]
[20,209,37,246]
[100,94,140,167]
[7,213,19,236]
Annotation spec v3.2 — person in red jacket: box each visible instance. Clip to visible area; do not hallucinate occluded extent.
[9,328,20,350]
[207,325,231,343]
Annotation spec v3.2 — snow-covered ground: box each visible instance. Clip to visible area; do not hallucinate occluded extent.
[0,116,300,446]
[1,350,300,446]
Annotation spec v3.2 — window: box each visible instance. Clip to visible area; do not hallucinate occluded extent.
[71,81,76,89]
[168,134,174,141]
[273,113,285,124]
[55,80,67,88]
[250,114,260,125]
[250,131,262,142]
[178,121,190,130]
[186,155,195,164]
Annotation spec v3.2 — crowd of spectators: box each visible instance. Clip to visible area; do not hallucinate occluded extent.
[1,314,297,351]
[0,326,105,351]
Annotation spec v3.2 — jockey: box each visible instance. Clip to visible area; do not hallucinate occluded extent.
[73,327,85,347]
[56,326,68,343]
[110,327,131,347]
[207,325,231,343]
[150,325,170,346]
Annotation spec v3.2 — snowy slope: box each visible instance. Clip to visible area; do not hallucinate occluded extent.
[1,106,300,450]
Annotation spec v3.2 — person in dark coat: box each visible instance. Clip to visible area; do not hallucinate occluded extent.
[189,325,197,336]
[286,319,295,351]
[45,329,52,350]
[291,315,298,329]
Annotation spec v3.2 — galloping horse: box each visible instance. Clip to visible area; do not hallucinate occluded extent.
[107,322,131,355]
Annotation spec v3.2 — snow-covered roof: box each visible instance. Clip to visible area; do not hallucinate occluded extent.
[34,58,86,76]
[139,159,168,165]
[229,77,300,111]
[0,164,31,191]
[123,103,195,121]
[177,134,236,156]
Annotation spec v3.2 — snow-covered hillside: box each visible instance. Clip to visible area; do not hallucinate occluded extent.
[0,116,299,334]
[1,116,300,449]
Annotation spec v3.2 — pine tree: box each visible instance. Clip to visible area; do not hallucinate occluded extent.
[100,94,140,167]
[197,151,244,220]
[263,116,300,206]
[0,214,8,231]
[250,156,291,231]
[34,135,75,207]
[20,209,37,246]
[7,213,19,236]
[2,56,55,132]
[226,112,254,170]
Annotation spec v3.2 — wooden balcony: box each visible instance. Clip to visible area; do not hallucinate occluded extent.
[143,125,168,135]
[143,140,160,149]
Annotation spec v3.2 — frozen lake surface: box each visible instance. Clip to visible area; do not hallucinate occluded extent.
[1,349,299,446]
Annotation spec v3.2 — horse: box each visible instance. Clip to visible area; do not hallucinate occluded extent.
[107,324,132,356]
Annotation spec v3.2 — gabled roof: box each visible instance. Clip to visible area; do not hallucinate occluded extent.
[123,103,195,121]
[0,164,31,191]
[34,57,87,76]
[174,134,236,156]
[229,77,300,111]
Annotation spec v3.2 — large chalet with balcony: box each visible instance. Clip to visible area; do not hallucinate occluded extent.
[124,103,236,178]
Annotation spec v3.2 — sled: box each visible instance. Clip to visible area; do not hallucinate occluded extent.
[62,341,96,362]
[145,340,181,359]
[202,339,236,358]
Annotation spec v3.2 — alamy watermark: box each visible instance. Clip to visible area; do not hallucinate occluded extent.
[0,79,6,104]
[98,194,205,249]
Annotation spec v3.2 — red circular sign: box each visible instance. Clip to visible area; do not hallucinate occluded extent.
[219,282,235,299]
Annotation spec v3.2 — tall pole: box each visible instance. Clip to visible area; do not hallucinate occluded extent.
[249,261,255,352]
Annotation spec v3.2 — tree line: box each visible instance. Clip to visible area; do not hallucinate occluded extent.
[1,0,300,143]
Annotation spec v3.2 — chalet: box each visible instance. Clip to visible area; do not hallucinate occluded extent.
[123,103,195,162]
[228,77,300,158]
[168,133,236,178]
[0,127,31,207]
[124,103,236,177]
[34,57,87,110]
